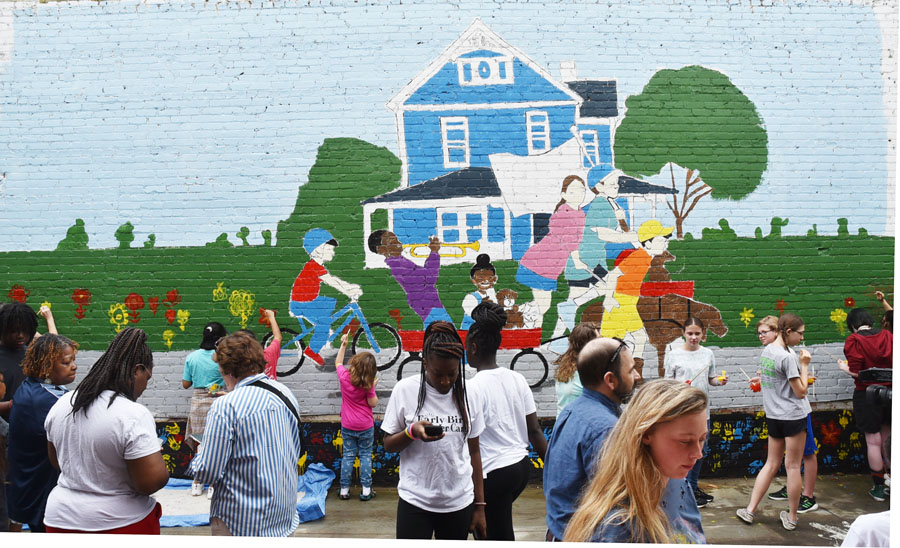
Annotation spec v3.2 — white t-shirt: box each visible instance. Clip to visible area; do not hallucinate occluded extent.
[381,375,485,512]
[664,346,716,417]
[467,367,536,476]
[44,390,161,530]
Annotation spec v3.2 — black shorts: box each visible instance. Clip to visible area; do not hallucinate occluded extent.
[766,417,807,439]
[567,263,609,288]
[852,389,892,433]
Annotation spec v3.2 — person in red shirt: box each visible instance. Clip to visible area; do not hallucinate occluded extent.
[840,308,892,501]
[289,229,362,366]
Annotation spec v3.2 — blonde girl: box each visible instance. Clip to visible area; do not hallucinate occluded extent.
[564,379,708,543]
[335,333,379,501]
[553,323,600,415]
[663,317,726,507]
[736,313,811,531]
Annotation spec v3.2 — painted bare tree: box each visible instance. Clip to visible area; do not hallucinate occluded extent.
[614,65,768,238]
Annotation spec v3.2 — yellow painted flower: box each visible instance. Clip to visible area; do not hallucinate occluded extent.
[830,308,848,335]
[229,289,256,328]
[176,309,190,331]
[740,307,755,328]
[108,303,129,333]
[212,282,227,302]
[162,329,175,349]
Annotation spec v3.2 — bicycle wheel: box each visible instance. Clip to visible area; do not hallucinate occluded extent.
[262,327,305,377]
[509,348,549,389]
[396,354,423,381]
[352,322,402,371]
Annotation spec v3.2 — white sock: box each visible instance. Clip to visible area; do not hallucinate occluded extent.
[361,486,371,496]
[340,487,350,496]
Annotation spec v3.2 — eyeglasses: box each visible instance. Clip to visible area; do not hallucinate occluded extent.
[608,337,632,372]
[757,330,772,337]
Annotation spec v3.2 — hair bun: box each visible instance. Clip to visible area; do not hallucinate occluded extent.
[475,253,491,266]
[471,301,506,333]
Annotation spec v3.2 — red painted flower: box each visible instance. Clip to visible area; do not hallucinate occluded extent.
[258,308,271,326]
[8,284,30,303]
[165,308,177,325]
[775,298,787,314]
[844,297,855,308]
[149,296,160,315]
[163,289,182,307]
[124,293,145,323]
[71,289,92,320]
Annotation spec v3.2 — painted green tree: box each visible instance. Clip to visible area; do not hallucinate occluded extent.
[614,65,768,238]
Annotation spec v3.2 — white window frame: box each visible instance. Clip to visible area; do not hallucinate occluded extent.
[441,117,470,168]
[526,111,551,155]
[579,129,600,166]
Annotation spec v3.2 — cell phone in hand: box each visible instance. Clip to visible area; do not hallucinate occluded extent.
[423,424,443,437]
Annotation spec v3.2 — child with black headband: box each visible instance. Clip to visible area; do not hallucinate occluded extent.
[381,321,487,539]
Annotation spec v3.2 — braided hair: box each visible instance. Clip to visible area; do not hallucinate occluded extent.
[70,327,153,416]
[417,321,469,435]
[467,301,506,360]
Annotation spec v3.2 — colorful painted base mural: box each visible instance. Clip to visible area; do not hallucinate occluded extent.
[158,407,870,485]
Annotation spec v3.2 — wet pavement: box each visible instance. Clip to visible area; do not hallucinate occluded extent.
[156,473,890,544]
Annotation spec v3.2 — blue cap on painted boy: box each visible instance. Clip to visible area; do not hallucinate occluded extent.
[303,228,338,254]
[587,164,614,189]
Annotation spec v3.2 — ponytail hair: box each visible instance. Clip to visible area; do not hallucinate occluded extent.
[467,301,506,360]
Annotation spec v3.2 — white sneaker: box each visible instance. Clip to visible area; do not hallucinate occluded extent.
[207,485,214,500]
[191,481,203,496]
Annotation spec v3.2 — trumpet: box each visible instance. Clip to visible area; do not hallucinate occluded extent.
[403,241,480,258]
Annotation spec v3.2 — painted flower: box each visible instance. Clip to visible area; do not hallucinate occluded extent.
[844,297,855,308]
[108,303,130,333]
[212,282,227,302]
[8,284,30,303]
[740,307,755,328]
[165,308,177,325]
[229,289,256,329]
[162,329,175,349]
[149,296,160,315]
[775,298,787,314]
[176,309,190,332]
[163,288,182,307]
[124,292,145,323]
[830,308,848,335]
[72,289,92,320]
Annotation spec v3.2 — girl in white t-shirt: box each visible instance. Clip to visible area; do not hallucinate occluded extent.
[43,327,169,534]
[466,301,547,540]
[381,321,487,540]
[663,317,727,507]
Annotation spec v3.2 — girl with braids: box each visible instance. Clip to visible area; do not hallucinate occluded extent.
[564,379,708,543]
[43,328,169,534]
[553,323,601,416]
[6,334,78,532]
[466,301,547,540]
[381,321,487,539]
[736,313,811,531]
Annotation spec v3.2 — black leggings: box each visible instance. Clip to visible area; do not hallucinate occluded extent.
[483,455,532,541]
[396,497,474,540]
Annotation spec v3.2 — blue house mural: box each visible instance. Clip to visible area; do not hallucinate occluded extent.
[363,19,675,269]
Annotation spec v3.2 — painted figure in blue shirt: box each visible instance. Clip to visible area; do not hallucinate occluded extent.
[564,379,708,544]
[6,334,78,533]
[188,331,302,537]
[542,336,641,541]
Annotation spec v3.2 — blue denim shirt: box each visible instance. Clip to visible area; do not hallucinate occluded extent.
[543,387,621,540]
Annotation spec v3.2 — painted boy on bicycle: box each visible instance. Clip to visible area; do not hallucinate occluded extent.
[290,228,363,366]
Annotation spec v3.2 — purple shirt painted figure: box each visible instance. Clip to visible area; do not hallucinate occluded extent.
[386,253,445,322]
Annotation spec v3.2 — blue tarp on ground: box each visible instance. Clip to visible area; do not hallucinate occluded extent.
[296,463,335,523]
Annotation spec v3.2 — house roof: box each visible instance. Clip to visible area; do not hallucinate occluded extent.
[567,80,618,118]
[362,167,676,205]
[362,167,502,204]
[387,19,583,111]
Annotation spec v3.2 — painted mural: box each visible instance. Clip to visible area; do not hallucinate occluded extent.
[0,9,894,384]
[157,408,869,484]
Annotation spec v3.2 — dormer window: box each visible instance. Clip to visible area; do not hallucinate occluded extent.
[457,56,514,86]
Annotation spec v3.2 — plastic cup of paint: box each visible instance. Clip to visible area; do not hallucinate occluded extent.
[750,379,761,392]
[807,376,816,386]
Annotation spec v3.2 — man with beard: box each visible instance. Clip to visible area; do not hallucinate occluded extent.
[543,337,641,541]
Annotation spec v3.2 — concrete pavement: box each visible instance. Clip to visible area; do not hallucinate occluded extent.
[156,473,889,544]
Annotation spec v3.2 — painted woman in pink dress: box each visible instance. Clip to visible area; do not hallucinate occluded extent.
[515,174,595,326]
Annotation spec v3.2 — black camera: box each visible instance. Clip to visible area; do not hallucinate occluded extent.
[859,368,892,406]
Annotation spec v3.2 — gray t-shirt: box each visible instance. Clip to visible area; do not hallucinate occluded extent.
[663,346,716,418]
[760,344,811,420]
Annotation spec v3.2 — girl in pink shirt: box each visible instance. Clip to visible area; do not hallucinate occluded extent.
[336,333,379,501]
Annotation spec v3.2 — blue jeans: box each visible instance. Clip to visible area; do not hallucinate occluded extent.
[290,296,336,354]
[687,418,711,492]
[341,426,374,489]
